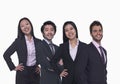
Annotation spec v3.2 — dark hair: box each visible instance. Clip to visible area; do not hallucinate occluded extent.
[41,21,56,33]
[63,21,78,43]
[17,17,35,38]
[90,20,103,34]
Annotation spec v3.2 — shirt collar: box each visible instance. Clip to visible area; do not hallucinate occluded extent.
[44,38,52,44]
[92,40,101,48]
[69,39,79,49]
[25,35,33,42]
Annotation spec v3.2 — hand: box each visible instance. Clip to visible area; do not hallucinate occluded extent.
[35,65,40,74]
[14,63,24,71]
[60,69,68,77]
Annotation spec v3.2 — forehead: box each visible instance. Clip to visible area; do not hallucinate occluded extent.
[44,25,54,29]
[92,25,102,30]
[65,24,73,29]
[20,19,29,24]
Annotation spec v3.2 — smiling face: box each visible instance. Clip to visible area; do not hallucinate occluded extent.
[42,24,55,41]
[91,25,103,43]
[64,24,77,41]
[20,19,32,36]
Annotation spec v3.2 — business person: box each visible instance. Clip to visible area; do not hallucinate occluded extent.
[87,20,107,84]
[39,21,63,84]
[3,17,41,84]
[51,21,88,84]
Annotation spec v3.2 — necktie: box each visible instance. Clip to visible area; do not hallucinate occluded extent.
[99,46,105,64]
[49,43,55,55]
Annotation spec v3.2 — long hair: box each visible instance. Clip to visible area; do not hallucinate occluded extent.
[63,21,78,43]
[17,17,35,39]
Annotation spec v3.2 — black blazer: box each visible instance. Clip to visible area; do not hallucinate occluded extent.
[37,40,58,68]
[37,40,61,84]
[42,40,58,60]
[3,37,42,71]
[51,41,88,84]
[87,42,107,84]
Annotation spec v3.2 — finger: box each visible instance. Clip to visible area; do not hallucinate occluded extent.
[19,67,24,71]
[19,63,23,66]
[63,69,68,71]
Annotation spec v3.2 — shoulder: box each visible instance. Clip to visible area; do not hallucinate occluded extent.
[13,38,20,43]
[79,41,88,48]
[59,41,68,47]
[87,42,94,49]
[53,43,58,47]
[34,37,41,42]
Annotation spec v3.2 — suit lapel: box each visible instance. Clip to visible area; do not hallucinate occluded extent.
[42,40,51,52]
[53,44,58,53]
[42,40,53,59]
[74,41,82,62]
[90,42,105,64]
[19,37,28,64]
[64,42,75,62]
[102,47,107,65]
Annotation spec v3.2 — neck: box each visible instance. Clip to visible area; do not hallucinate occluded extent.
[95,40,101,45]
[69,38,78,48]
[26,35,32,41]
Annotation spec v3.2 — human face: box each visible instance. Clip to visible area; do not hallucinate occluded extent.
[64,24,76,40]
[42,25,55,41]
[91,25,103,43]
[20,19,32,36]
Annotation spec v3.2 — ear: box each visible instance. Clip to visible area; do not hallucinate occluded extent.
[90,33,92,36]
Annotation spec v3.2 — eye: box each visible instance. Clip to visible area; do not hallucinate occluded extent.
[92,30,97,33]
[99,29,102,32]
[44,29,49,32]
[70,27,74,30]
[26,23,29,25]
[65,29,68,32]
[20,25,24,28]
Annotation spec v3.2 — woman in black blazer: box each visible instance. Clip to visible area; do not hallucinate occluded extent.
[51,21,88,84]
[3,17,41,84]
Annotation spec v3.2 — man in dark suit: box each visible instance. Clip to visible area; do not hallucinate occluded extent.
[39,21,63,84]
[87,20,107,84]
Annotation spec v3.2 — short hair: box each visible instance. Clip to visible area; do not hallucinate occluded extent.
[89,20,103,34]
[41,21,56,33]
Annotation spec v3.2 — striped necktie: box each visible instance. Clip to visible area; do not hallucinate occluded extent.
[99,46,105,64]
[49,43,55,55]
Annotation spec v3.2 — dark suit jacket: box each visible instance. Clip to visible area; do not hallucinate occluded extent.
[3,37,42,84]
[51,41,88,84]
[3,37,41,70]
[38,40,61,84]
[87,42,107,84]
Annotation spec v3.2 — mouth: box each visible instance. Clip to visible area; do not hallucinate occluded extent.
[24,28,29,32]
[68,33,74,37]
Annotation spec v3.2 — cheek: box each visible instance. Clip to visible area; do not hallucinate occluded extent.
[43,33,47,37]
[43,31,48,35]
[51,30,55,34]
[65,32,69,37]
[29,27,32,31]
[20,28,24,32]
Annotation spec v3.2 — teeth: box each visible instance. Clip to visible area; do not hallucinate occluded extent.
[69,33,73,36]
[24,28,29,31]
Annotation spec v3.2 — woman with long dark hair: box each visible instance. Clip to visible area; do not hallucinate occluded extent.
[3,17,41,84]
[51,21,88,84]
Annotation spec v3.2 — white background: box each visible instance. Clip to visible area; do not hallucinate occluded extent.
[0,0,120,84]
